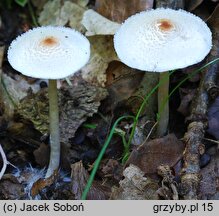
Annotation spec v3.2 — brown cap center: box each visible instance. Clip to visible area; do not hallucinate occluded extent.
[40,36,58,47]
[157,19,174,31]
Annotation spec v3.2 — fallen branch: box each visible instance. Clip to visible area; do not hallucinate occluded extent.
[180,5,219,199]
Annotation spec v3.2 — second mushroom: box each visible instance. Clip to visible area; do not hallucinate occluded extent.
[114,8,212,137]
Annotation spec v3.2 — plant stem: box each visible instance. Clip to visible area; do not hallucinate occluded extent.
[81,115,135,200]
[157,71,169,137]
[27,0,39,27]
[126,71,174,156]
[45,79,60,178]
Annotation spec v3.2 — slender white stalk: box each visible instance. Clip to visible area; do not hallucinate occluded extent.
[157,72,169,137]
[45,79,60,178]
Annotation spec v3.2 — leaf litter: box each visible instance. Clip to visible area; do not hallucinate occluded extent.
[0,0,219,200]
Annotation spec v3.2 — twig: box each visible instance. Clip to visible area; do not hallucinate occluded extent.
[157,165,179,200]
[180,5,219,200]
[0,144,8,180]
[203,137,219,145]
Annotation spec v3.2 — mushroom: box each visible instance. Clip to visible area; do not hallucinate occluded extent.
[114,8,212,136]
[8,26,90,177]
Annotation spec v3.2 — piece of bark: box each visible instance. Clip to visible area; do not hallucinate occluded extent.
[95,0,154,23]
[59,82,108,144]
[111,164,159,200]
[17,82,108,144]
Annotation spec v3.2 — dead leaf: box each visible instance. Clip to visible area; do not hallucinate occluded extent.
[126,134,185,175]
[31,0,48,10]
[82,9,121,36]
[185,0,203,11]
[81,36,118,86]
[38,0,86,31]
[31,169,59,198]
[74,0,89,7]
[2,74,41,102]
[192,2,212,21]
[199,152,219,199]
[34,141,72,171]
[71,161,110,199]
[0,71,41,118]
[111,164,159,200]
[6,167,47,199]
[95,0,154,23]
[104,61,144,111]
[177,88,196,116]
[0,174,24,199]
[33,143,49,167]
[101,159,123,181]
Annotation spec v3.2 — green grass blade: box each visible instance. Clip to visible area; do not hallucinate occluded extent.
[81,115,135,200]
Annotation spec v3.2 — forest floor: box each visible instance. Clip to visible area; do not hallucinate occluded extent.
[0,0,219,200]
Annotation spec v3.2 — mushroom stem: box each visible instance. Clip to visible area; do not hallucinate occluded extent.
[157,71,169,137]
[45,79,60,178]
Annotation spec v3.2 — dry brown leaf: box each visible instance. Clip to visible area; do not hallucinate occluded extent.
[101,159,123,181]
[126,134,184,175]
[0,174,24,199]
[111,164,159,200]
[177,88,197,116]
[104,61,144,111]
[31,170,59,198]
[199,152,219,199]
[71,161,110,200]
[81,36,118,86]
[95,0,154,23]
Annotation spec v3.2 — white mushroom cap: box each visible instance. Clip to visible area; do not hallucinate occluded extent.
[114,8,212,72]
[8,26,90,79]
